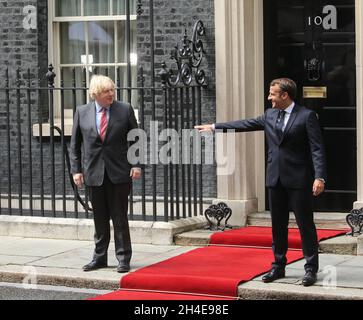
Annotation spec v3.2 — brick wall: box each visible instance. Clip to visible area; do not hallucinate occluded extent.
[135,0,217,199]
[0,0,217,216]
[0,0,63,204]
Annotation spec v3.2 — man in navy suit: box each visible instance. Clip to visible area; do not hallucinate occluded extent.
[196,78,326,286]
[70,75,141,273]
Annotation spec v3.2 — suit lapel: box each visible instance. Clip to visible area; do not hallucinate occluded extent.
[88,101,98,136]
[281,104,300,142]
[87,101,105,142]
[271,110,281,145]
[105,102,117,141]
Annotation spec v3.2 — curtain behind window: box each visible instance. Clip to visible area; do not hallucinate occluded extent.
[84,0,109,16]
[88,21,115,63]
[56,0,137,16]
[113,0,137,15]
[60,22,86,64]
[56,0,81,16]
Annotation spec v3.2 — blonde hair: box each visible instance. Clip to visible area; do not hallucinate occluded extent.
[89,75,116,100]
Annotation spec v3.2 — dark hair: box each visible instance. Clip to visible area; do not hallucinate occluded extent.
[270,78,297,100]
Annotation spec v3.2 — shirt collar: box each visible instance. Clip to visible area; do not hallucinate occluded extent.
[95,101,109,113]
[284,102,295,114]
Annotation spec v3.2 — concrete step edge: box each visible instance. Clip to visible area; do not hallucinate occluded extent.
[0,269,120,291]
[238,281,363,300]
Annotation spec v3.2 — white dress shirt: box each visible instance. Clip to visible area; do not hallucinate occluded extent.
[281,102,295,132]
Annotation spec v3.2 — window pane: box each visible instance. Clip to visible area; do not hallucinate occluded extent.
[60,22,86,64]
[61,67,86,110]
[55,0,81,16]
[84,0,110,16]
[90,67,116,84]
[117,20,137,63]
[117,66,138,108]
[113,0,137,15]
[88,21,115,63]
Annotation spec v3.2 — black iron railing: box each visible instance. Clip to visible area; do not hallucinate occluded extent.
[0,19,208,222]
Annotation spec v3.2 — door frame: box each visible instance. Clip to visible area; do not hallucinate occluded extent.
[355,0,363,209]
[214,0,362,212]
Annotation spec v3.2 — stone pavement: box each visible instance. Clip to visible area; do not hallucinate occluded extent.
[0,236,199,291]
[0,235,362,300]
[239,254,363,300]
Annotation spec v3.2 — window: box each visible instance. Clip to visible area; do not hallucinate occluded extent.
[48,0,138,120]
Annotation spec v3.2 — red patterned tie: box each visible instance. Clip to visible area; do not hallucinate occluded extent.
[100,107,108,142]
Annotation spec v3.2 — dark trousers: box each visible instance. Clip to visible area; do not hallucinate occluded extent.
[89,172,132,265]
[268,180,319,273]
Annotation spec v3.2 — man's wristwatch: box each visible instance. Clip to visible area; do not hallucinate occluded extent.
[316,178,326,184]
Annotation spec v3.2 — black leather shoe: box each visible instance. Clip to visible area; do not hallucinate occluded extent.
[82,260,107,272]
[262,268,285,283]
[302,271,317,287]
[117,263,130,273]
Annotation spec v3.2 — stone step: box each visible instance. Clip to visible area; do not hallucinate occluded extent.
[174,229,213,246]
[174,227,360,256]
[0,215,208,245]
[247,212,349,230]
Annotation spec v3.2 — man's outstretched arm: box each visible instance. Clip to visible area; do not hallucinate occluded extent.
[195,114,266,133]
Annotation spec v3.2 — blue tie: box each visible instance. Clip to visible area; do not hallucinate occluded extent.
[276,110,286,139]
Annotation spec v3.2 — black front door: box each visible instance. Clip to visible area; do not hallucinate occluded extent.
[264,0,357,211]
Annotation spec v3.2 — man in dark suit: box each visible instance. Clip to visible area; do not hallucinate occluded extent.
[196,78,326,286]
[70,75,141,273]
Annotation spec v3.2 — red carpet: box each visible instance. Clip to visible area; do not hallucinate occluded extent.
[119,246,303,297]
[91,226,346,300]
[210,226,347,248]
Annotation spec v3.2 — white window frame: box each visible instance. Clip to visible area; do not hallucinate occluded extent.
[47,0,137,120]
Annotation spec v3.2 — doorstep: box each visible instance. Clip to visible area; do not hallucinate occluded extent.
[174,229,361,256]
[0,215,208,245]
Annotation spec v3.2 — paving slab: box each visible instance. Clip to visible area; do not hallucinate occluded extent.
[332,266,363,289]
[0,237,199,291]
[0,238,92,257]
[0,255,41,266]
[337,255,363,267]
[285,254,356,270]
[239,254,363,300]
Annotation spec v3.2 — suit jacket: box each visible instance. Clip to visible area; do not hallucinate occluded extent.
[70,100,139,187]
[215,105,327,189]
